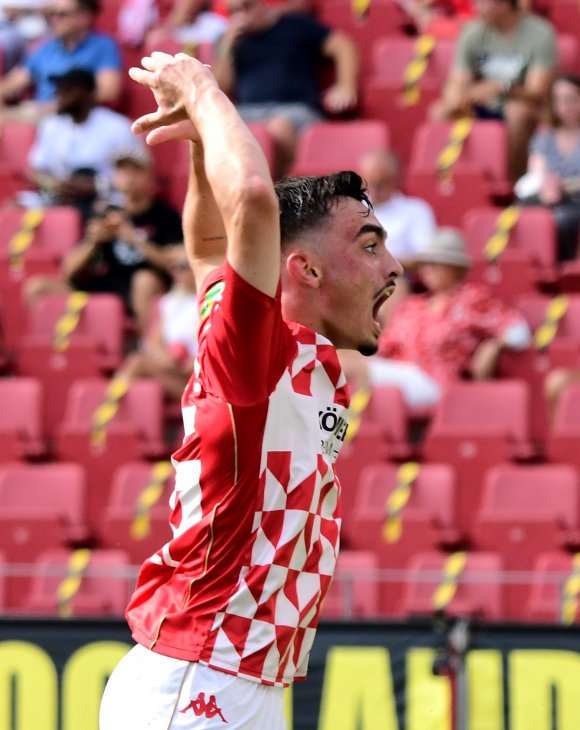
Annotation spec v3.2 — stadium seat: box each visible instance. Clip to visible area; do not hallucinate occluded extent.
[400,550,504,621]
[463,206,557,303]
[316,1,409,75]
[526,551,580,624]
[422,380,533,535]
[336,385,409,541]
[16,293,125,438]
[498,293,580,443]
[472,463,580,619]
[0,462,88,607]
[20,548,132,616]
[350,461,460,616]
[320,549,379,619]
[547,384,580,469]
[406,121,511,226]
[0,377,45,461]
[0,121,36,189]
[101,460,174,561]
[551,4,580,51]
[56,377,167,533]
[289,120,390,177]
[0,552,6,611]
[557,33,579,74]
[0,206,82,352]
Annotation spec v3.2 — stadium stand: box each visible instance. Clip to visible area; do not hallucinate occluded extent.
[0,377,46,461]
[526,551,580,624]
[16,293,125,439]
[20,547,132,616]
[320,549,380,619]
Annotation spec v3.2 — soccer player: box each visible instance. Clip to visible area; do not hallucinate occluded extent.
[99,52,402,729]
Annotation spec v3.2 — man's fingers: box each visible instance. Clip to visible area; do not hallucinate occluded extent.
[128,66,154,86]
[132,110,164,133]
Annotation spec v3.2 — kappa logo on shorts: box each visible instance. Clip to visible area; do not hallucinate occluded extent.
[179,692,228,723]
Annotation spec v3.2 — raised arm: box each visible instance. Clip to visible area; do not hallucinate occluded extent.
[130,53,280,297]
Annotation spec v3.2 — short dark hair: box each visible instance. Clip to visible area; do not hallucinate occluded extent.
[275,171,372,249]
[76,0,101,14]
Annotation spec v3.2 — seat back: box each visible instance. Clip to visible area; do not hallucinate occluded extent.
[409,120,508,185]
[0,121,36,179]
[429,380,530,444]
[0,206,81,260]
[464,206,557,268]
[62,377,164,444]
[0,377,44,443]
[27,293,125,364]
[290,120,390,177]
[371,36,455,85]
[480,464,579,528]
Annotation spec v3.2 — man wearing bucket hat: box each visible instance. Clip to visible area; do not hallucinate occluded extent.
[341,227,531,409]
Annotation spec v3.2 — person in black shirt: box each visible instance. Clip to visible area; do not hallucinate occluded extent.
[214,0,359,177]
[25,149,184,337]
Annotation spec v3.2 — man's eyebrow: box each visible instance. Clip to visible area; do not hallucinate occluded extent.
[354,223,386,242]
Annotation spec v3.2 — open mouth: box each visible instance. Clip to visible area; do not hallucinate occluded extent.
[372,284,395,323]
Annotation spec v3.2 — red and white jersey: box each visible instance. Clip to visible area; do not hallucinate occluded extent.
[127,262,350,687]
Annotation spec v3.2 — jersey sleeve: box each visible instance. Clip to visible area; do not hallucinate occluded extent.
[196,262,296,406]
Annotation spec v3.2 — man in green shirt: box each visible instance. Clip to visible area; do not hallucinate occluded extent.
[432,0,557,181]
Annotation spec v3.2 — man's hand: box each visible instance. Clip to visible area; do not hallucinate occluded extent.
[467,79,503,106]
[322,83,357,114]
[129,52,217,143]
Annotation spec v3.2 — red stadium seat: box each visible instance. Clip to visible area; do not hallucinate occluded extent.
[289,120,390,177]
[21,548,132,616]
[551,4,580,51]
[400,550,504,621]
[463,206,557,303]
[56,377,167,533]
[547,384,580,469]
[16,293,125,438]
[320,549,379,619]
[0,377,45,461]
[557,33,579,74]
[350,461,460,616]
[406,121,510,226]
[0,121,36,188]
[0,462,88,606]
[360,37,455,165]
[422,380,533,535]
[0,206,82,351]
[316,2,409,75]
[0,552,6,611]
[499,294,580,443]
[101,460,174,561]
[526,551,580,624]
[472,464,580,619]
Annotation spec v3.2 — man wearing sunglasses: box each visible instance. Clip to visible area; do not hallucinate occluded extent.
[0,0,122,121]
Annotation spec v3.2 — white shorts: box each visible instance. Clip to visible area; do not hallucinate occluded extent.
[100,644,286,730]
[368,358,442,409]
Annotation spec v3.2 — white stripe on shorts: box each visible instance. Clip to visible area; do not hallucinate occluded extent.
[99,644,286,730]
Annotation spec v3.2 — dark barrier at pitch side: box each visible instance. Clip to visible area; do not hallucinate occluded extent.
[2,618,580,729]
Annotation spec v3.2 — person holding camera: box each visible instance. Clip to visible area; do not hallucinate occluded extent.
[25,149,183,336]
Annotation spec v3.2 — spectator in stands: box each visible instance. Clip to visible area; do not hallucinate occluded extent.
[339,227,531,408]
[116,247,198,400]
[0,0,122,121]
[27,68,144,219]
[515,75,580,262]
[360,149,436,267]
[213,0,359,177]
[432,0,557,182]
[0,0,29,73]
[25,150,184,336]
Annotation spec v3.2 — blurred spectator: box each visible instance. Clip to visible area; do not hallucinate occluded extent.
[515,75,580,261]
[26,68,144,219]
[0,0,122,121]
[26,150,184,336]
[432,0,556,181]
[404,0,474,39]
[116,248,198,400]
[213,0,358,177]
[138,0,228,48]
[0,0,29,73]
[340,228,531,408]
[360,149,436,267]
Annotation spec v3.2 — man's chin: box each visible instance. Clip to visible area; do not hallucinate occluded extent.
[357,341,379,357]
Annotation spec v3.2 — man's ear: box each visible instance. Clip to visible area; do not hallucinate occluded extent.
[285,251,322,288]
